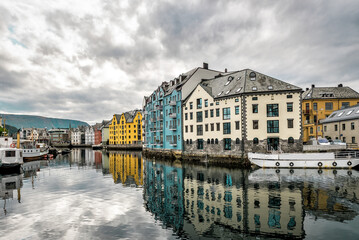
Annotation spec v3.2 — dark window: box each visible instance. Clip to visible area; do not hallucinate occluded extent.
[185,113,188,120]
[325,102,333,110]
[205,110,208,118]
[210,109,214,117]
[197,112,203,122]
[310,127,313,134]
[207,139,210,144]
[343,137,346,143]
[351,122,355,130]
[216,108,220,117]
[186,139,189,144]
[236,138,240,144]
[215,138,218,144]
[223,123,231,134]
[235,121,240,130]
[197,139,203,149]
[197,98,202,109]
[190,125,193,132]
[211,123,214,131]
[352,137,356,144]
[267,120,279,133]
[224,138,231,150]
[287,102,293,112]
[205,124,208,132]
[185,126,188,133]
[235,98,239,102]
[342,124,346,131]
[334,124,338,131]
[253,120,258,129]
[252,97,258,100]
[288,119,294,128]
[313,103,317,111]
[190,102,193,109]
[216,123,220,131]
[211,139,214,144]
[5,151,16,157]
[253,138,259,144]
[190,112,193,120]
[342,102,350,108]
[324,125,327,132]
[288,137,294,144]
[235,106,240,115]
[267,104,279,117]
[287,95,293,99]
[205,99,208,107]
[190,139,193,144]
[252,104,258,113]
[223,108,231,120]
[197,125,203,136]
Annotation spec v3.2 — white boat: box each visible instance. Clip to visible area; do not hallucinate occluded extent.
[22,147,48,161]
[248,151,359,169]
[0,148,24,174]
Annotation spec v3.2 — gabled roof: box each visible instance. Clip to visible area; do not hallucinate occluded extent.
[123,110,142,123]
[321,104,359,123]
[199,69,301,100]
[302,86,359,100]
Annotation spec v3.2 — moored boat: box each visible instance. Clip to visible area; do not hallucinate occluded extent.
[0,148,24,174]
[248,151,359,169]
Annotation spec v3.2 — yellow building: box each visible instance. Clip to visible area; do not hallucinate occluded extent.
[109,152,143,186]
[109,110,143,145]
[302,84,359,143]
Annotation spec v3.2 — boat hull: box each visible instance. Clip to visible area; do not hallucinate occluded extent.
[0,163,22,174]
[248,152,359,169]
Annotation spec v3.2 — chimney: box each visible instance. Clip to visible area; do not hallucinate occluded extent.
[306,88,309,91]
[338,83,343,87]
[225,68,227,73]
[203,62,208,69]
[311,84,315,88]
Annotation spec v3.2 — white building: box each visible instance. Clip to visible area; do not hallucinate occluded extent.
[71,128,82,145]
[183,69,302,154]
[85,126,94,145]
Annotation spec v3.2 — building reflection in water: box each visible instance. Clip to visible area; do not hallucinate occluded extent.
[109,151,143,187]
[143,160,359,239]
[0,174,23,215]
[143,160,184,235]
[70,149,102,171]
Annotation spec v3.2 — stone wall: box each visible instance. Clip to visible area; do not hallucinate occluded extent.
[183,139,244,156]
[244,138,303,153]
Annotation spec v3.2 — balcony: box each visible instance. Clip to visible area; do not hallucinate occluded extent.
[157,115,163,121]
[155,105,163,110]
[169,100,176,106]
[169,125,177,131]
[170,141,177,147]
[169,113,177,118]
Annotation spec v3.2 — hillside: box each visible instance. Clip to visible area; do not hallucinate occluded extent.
[1,114,89,129]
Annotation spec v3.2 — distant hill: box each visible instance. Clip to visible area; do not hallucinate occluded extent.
[1,114,89,129]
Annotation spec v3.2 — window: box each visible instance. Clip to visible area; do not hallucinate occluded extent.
[216,108,220,117]
[267,120,279,133]
[288,137,294,144]
[190,125,193,132]
[207,139,210,144]
[5,151,16,157]
[324,126,327,132]
[197,139,203,149]
[224,138,231,150]
[197,99,202,109]
[205,110,208,118]
[216,102,219,105]
[252,104,258,113]
[205,124,208,132]
[205,99,208,107]
[342,102,350,108]
[235,121,240,130]
[215,138,218,144]
[253,120,258,129]
[288,119,294,128]
[211,123,214,131]
[223,108,231,120]
[342,123,346,131]
[267,104,279,117]
[235,98,239,102]
[352,137,356,144]
[185,126,188,133]
[252,97,258,101]
[190,112,193,120]
[197,125,203,136]
[190,139,193,144]
[186,139,189,144]
[236,138,240,144]
[216,123,220,131]
[310,127,313,134]
[210,109,214,117]
[334,124,338,131]
[235,106,240,115]
[211,139,214,144]
[325,102,333,110]
[287,95,293,99]
[197,112,203,122]
[190,102,193,109]
[253,138,259,144]
[185,113,188,120]
[343,137,346,143]
[287,103,293,112]
[313,103,317,111]
[223,123,231,134]
[351,122,355,130]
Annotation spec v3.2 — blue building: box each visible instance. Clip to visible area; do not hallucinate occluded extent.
[143,63,222,151]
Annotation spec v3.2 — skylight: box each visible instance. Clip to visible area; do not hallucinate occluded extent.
[329,113,336,118]
[237,77,241,80]
[356,109,359,114]
[268,85,273,90]
[225,81,231,86]
[218,91,223,96]
[236,87,242,93]
[226,90,231,95]
[228,76,234,81]
[252,86,257,91]
[346,110,353,115]
[338,112,344,117]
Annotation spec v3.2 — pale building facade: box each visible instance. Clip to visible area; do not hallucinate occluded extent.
[71,129,82,145]
[85,126,94,145]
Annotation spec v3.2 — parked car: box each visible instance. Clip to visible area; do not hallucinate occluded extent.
[317,138,330,145]
[331,139,347,146]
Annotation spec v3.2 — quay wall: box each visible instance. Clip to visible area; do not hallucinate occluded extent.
[107,144,143,150]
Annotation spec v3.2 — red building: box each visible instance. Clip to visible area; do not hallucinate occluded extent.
[94,128,102,145]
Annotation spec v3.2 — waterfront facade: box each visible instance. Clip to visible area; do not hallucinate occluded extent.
[183,70,302,154]
[71,128,82,145]
[143,64,222,152]
[109,110,142,145]
[302,84,359,143]
[101,120,110,145]
[85,126,94,145]
[321,104,359,148]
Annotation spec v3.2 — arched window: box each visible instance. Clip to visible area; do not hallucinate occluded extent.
[249,71,256,81]
[253,138,259,144]
[211,138,214,144]
[236,138,240,144]
[288,137,294,144]
[215,138,218,144]
[186,139,189,144]
[207,139,210,144]
[190,139,193,144]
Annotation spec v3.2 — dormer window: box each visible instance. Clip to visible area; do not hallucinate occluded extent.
[252,86,257,91]
[249,72,256,81]
[228,76,234,81]
[268,85,273,90]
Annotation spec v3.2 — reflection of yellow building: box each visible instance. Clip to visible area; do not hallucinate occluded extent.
[109,152,143,187]
[302,85,359,142]
[109,110,142,145]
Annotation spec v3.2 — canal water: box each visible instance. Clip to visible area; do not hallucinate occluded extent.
[0,149,359,239]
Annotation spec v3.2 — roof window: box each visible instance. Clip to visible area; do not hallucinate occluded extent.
[346,110,353,115]
[225,90,231,95]
[228,76,234,81]
[252,86,257,91]
[218,91,223,96]
[236,87,242,93]
[356,109,359,114]
[320,93,334,98]
[249,72,256,81]
[329,113,336,118]
[268,85,273,90]
[225,81,231,86]
[338,112,344,117]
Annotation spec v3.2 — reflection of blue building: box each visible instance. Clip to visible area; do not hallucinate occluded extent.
[144,161,184,232]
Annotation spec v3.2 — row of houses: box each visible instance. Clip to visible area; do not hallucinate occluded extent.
[70,121,111,146]
[141,63,359,154]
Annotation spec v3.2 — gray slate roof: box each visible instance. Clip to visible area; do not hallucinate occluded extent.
[302,86,359,100]
[199,69,301,99]
[124,110,142,123]
[321,104,359,124]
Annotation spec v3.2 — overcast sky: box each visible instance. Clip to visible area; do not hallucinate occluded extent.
[1,0,359,124]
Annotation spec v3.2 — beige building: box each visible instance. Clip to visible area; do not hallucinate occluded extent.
[183,69,302,154]
[321,104,359,148]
